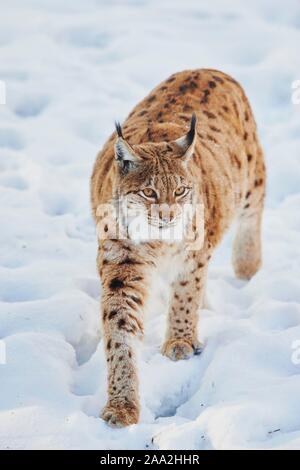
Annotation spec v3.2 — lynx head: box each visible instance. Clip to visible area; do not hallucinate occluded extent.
[113,114,201,242]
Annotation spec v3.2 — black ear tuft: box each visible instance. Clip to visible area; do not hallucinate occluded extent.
[186,112,197,147]
[115,121,124,139]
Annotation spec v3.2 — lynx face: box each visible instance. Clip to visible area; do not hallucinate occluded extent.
[114,115,200,242]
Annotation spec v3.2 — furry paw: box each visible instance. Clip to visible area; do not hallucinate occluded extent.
[233,257,262,280]
[161,338,204,361]
[101,399,139,428]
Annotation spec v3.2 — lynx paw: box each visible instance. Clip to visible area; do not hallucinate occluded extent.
[162,338,203,361]
[233,257,262,280]
[101,399,139,428]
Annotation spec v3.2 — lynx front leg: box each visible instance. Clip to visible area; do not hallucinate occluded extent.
[98,240,153,428]
[162,253,208,361]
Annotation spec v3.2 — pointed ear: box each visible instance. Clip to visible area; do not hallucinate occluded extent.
[114,121,140,174]
[174,113,197,160]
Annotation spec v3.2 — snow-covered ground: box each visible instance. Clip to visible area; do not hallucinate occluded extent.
[1,0,300,450]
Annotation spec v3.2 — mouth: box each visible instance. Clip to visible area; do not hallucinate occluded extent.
[147,217,179,229]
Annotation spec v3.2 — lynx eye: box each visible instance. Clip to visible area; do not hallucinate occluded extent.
[174,186,188,197]
[141,187,157,199]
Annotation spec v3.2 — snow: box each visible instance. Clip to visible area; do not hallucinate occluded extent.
[1,0,300,450]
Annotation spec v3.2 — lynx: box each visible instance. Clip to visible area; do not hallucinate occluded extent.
[91,69,265,427]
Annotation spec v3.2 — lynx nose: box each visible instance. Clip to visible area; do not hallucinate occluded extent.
[159,209,175,223]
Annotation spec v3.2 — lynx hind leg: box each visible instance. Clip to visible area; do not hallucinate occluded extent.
[233,171,265,279]
[232,209,263,280]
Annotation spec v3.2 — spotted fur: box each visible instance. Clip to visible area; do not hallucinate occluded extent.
[91,69,265,427]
